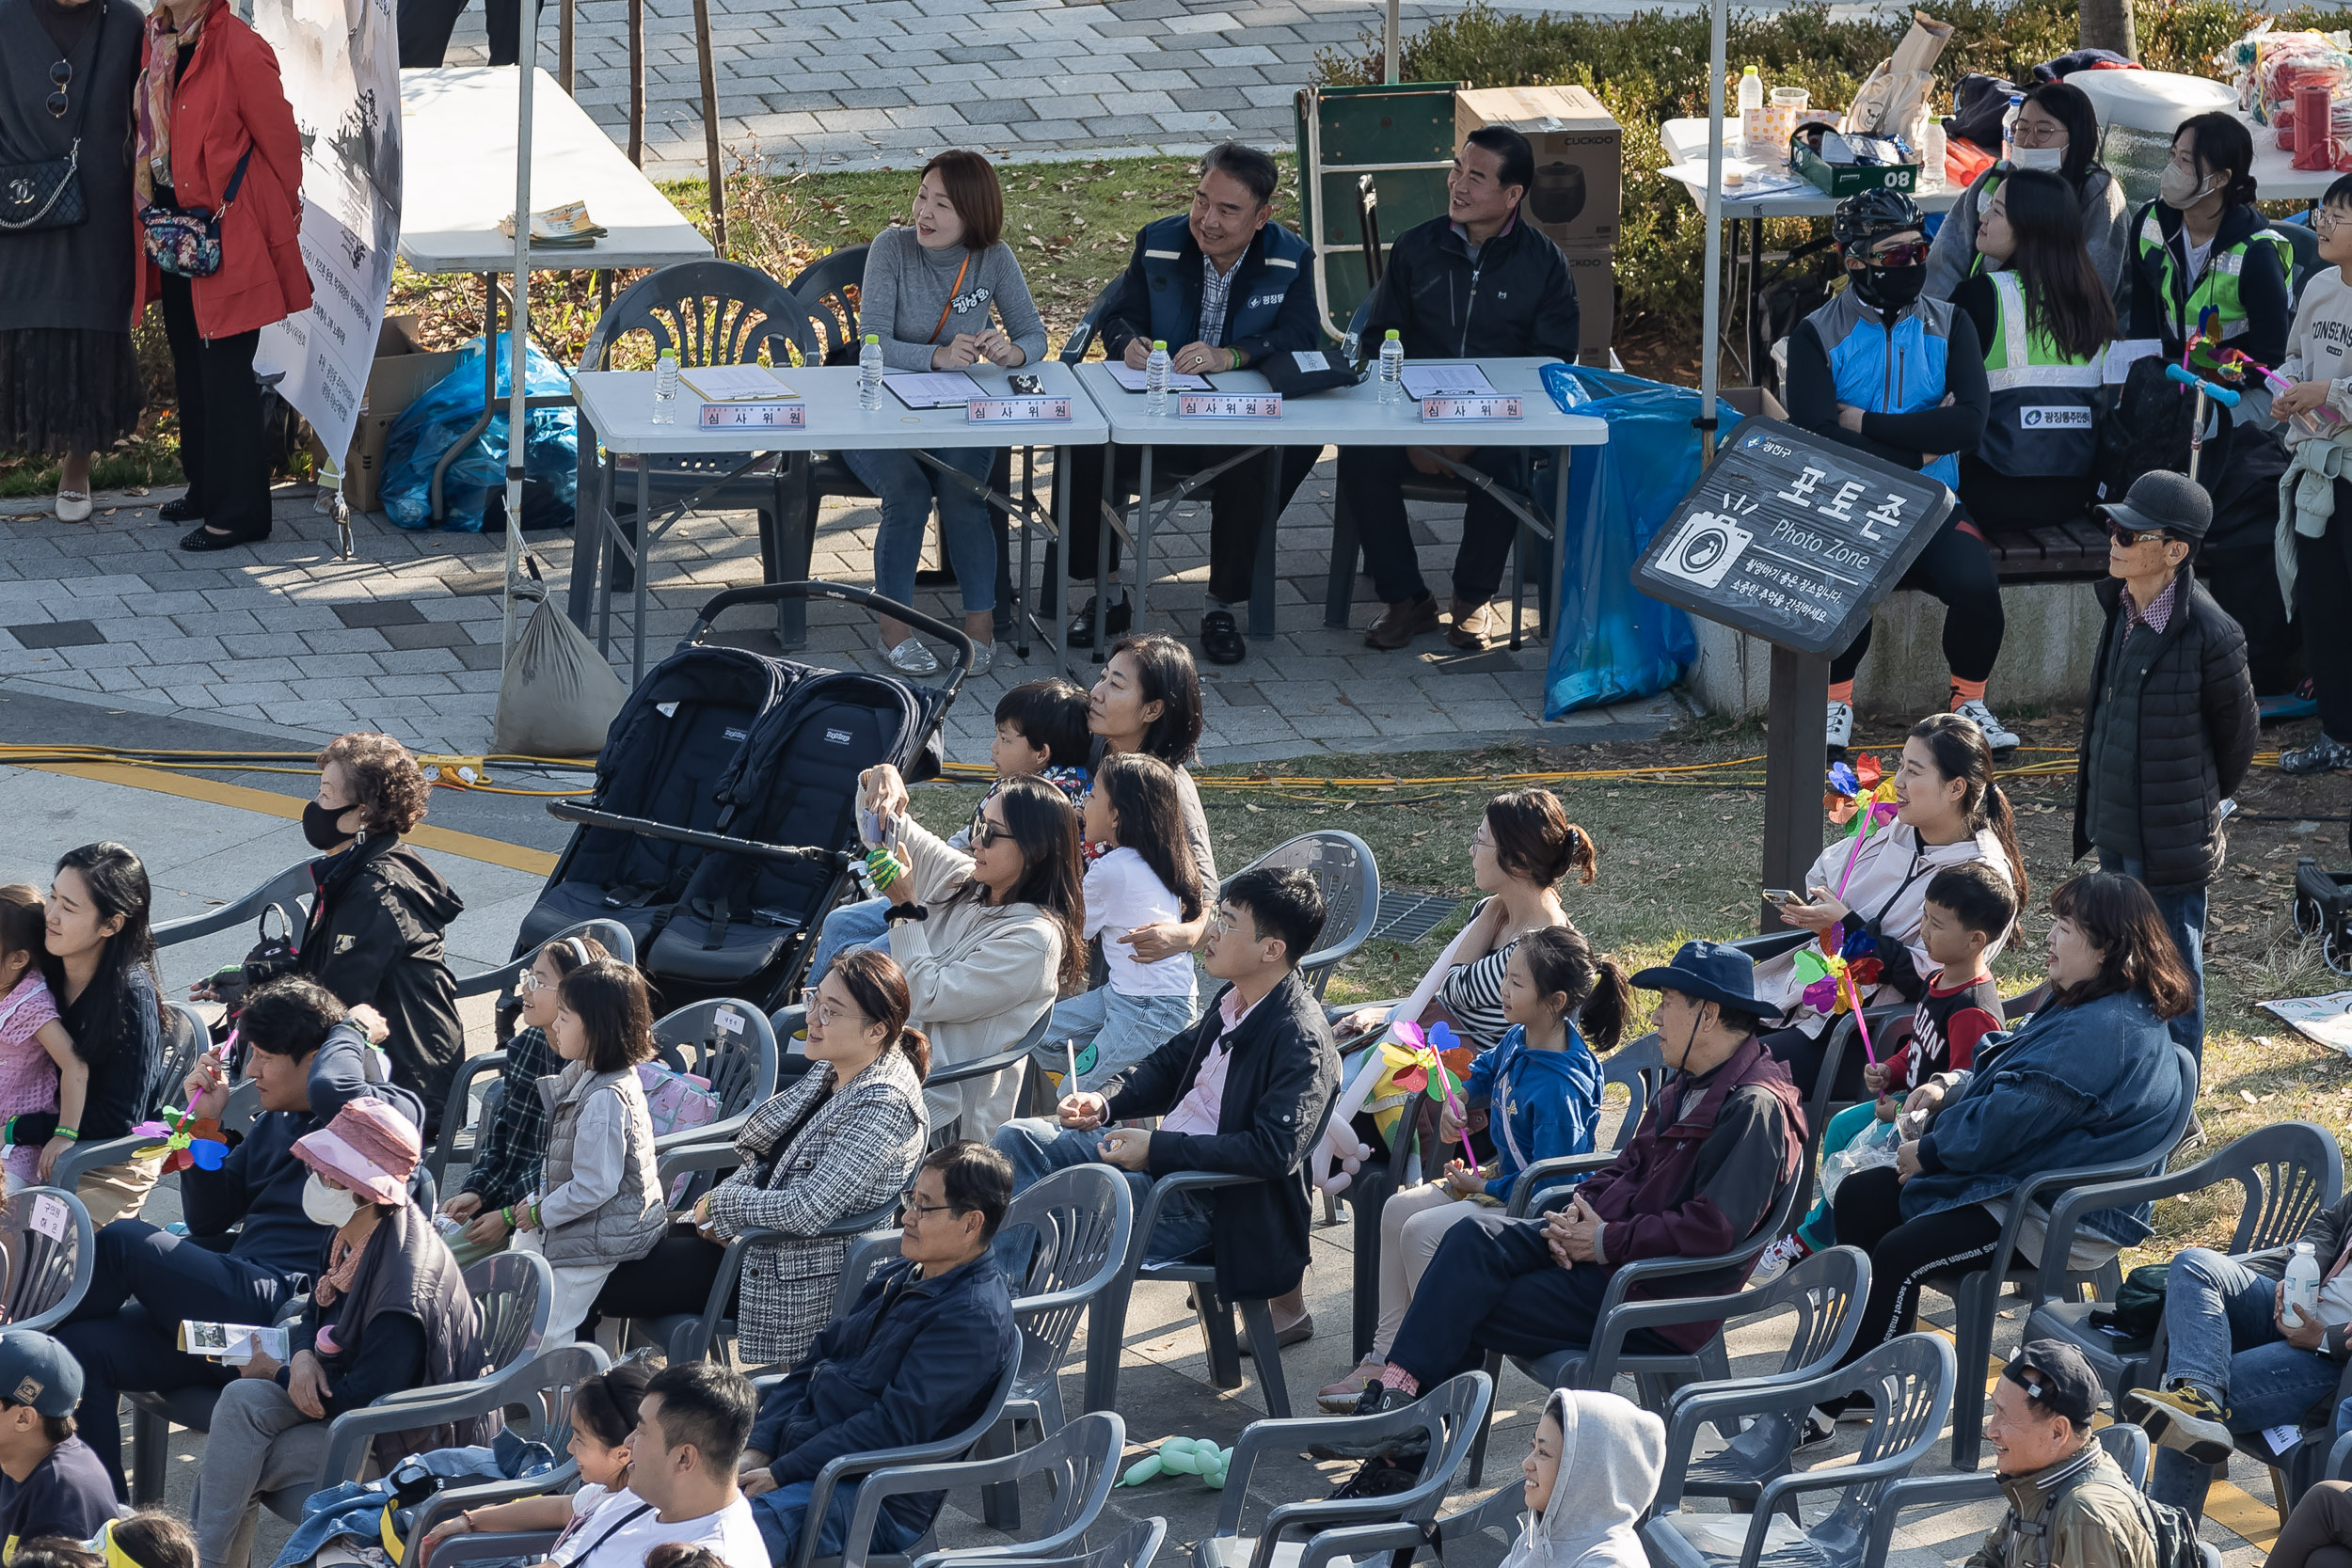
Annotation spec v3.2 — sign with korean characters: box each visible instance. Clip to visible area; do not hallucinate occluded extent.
[1632,418,1953,656]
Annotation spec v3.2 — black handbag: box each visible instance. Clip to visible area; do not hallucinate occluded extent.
[0,1,106,236]
[202,900,304,1044]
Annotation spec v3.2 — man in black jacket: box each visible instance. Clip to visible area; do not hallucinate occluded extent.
[2074,469,2259,1065]
[1340,127,1581,653]
[993,866,1340,1337]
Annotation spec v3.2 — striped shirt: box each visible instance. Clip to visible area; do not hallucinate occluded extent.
[1199,256,1238,346]
[1436,906,1522,1051]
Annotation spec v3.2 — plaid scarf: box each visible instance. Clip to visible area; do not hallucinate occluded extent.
[133,4,204,204]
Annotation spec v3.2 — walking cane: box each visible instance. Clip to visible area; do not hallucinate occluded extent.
[2166,362,2242,483]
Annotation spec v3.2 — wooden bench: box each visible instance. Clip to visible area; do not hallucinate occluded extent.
[1980,516,2111,585]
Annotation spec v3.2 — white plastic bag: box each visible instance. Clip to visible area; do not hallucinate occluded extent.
[1819,1116,1902,1203]
[493,581,629,757]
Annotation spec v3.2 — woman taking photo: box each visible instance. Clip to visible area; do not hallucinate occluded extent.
[2129,111,2291,375]
[857,768,1083,1140]
[1087,632,1217,958]
[1926,82,2130,306]
[36,842,165,1224]
[1756,711,2026,1102]
[591,949,930,1368]
[1953,167,2120,529]
[0,0,142,525]
[131,0,309,551]
[1826,872,2189,1386]
[845,149,1047,675]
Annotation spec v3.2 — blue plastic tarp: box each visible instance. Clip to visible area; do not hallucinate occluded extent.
[1537,364,1751,718]
[379,331,578,531]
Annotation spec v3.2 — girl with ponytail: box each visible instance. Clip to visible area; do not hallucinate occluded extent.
[1754,710,2026,1103]
[1317,922,1628,1412]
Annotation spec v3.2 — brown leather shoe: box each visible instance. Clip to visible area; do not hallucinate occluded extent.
[1364,594,1440,650]
[1448,597,1502,650]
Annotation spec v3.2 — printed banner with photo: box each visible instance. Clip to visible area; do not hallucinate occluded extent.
[2259,991,2352,1055]
[252,0,404,464]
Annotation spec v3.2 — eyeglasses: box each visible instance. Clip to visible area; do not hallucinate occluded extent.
[1471,827,1495,850]
[967,815,1009,849]
[518,971,551,992]
[898,1198,957,1224]
[2104,519,2169,548]
[810,997,867,1030]
[47,59,71,119]
[1866,242,1929,269]
[2321,211,2352,236]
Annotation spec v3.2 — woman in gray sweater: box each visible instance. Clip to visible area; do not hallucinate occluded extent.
[848,150,1049,675]
[1924,82,2130,311]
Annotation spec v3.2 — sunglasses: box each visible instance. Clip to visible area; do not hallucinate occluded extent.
[1865,242,1929,269]
[967,814,1009,849]
[2104,519,2170,548]
[47,59,71,119]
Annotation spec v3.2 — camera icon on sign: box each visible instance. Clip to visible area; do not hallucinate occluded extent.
[1654,511,1756,590]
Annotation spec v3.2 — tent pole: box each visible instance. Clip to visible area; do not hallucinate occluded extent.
[1384,0,1398,83]
[559,0,573,92]
[627,0,644,165]
[1697,0,1724,459]
[502,29,538,665]
[694,0,725,251]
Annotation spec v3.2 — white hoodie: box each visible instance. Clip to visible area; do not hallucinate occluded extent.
[1499,1390,1665,1568]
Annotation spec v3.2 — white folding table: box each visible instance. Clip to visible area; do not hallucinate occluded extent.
[569,362,1111,683]
[397,67,712,521]
[1072,358,1608,654]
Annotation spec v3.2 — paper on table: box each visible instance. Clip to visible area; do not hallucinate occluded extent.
[1660,160,1808,198]
[1105,363,1214,392]
[1399,365,1497,400]
[679,364,798,402]
[885,371,989,409]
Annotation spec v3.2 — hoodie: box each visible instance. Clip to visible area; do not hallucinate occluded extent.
[295,833,467,1123]
[1464,1024,1604,1203]
[1501,1389,1663,1568]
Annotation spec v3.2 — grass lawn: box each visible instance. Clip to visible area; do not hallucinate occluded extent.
[900,709,2352,1264]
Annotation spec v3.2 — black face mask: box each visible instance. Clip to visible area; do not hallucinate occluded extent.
[303,801,356,851]
[1858,263,1926,309]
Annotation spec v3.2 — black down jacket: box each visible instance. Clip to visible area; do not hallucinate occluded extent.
[296,833,467,1122]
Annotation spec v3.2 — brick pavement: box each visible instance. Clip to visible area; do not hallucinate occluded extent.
[0,464,1679,764]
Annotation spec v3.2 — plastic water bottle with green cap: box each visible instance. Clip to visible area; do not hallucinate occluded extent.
[1377,329,1405,404]
[1146,340,1171,416]
[859,333,884,411]
[652,350,679,425]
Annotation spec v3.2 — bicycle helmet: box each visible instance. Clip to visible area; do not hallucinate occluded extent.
[1831,187,1926,253]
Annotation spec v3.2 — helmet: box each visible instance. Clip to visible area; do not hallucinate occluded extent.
[1832,187,1926,253]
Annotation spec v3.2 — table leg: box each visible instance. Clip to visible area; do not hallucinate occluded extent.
[596,453,616,657]
[1092,439,1115,664]
[1249,446,1279,641]
[1134,446,1155,640]
[1325,449,1359,631]
[1746,215,1765,390]
[1053,445,1073,675]
[433,277,502,523]
[633,459,652,687]
[1547,445,1569,641]
[1509,500,1525,654]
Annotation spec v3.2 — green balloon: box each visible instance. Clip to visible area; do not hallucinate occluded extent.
[1161,1446,1201,1475]
[1120,1454,1163,1485]
[1202,1462,1228,1490]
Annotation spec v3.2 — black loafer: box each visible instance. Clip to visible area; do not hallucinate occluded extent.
[179,524,269,551]
[158,496,202,523]
[1066,594,1131,650]
[1200,608,1246,665]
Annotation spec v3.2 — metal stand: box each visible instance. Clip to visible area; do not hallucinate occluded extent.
[1758,646,1828,932]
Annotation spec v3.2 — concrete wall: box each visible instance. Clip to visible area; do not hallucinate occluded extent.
[1686,578,2107,718]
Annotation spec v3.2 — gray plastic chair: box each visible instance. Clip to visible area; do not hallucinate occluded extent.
[151,860,313,951]
[55,1001,209,1194]
[649,998,781,1152]
[2025,1119,2341,1410]
[784,1357,1023,1568]
[1860,1422,2153,1568]
[0,1185,93,1331]
[1223,832,1380,999]
[1188,1371,1491,1568]
[838,1410,1124,1568]
[397,1342,612,1557]
[1644,1332,1956,1568]
[914,1516,1168,1568]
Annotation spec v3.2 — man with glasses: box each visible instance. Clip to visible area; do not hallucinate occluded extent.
[992,866,1339,1344]
[737,1142,1017,1566]
[2073,469,2257,1063]
[1787,186,2013,757]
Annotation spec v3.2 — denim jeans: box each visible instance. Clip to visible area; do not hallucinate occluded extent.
[751,1477,925,1566]
[844,446,999,616]
[990,1117,1215,1263]
[1035,984,1200,1093]
[807,897,892,989]
[2096,849,2207,1062]
[2150,1245,2340,1514]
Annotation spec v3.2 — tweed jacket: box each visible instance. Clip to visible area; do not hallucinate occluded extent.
[702,1046,929,1366]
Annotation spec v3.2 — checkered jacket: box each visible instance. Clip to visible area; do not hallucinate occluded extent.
[702,1045,929,1366]
[459,1025,558,1210]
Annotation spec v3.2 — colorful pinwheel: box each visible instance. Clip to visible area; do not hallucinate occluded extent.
[1794,926,1885,1061]
[1386,1021,1480,1172]
[133,1090,228,1176]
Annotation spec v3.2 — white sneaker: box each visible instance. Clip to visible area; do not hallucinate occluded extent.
[967,641,993,676]
[55,489,91,524]
[1749,1232,1810,1286]
[1952,696,2021,752]
[1824,700,1854,753]
[884,638,939,675]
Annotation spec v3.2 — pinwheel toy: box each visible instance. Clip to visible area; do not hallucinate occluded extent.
[1825,756,1899,900]
[1386,1020,1481,1173]
[1794,926,1886,1062]
[133,1090,228,1175]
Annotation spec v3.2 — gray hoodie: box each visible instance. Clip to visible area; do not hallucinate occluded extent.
[1500,1390,1665,1568]
[1924,164,2132,315]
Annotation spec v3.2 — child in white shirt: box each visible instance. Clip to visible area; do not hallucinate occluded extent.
[2276,173,2352,775]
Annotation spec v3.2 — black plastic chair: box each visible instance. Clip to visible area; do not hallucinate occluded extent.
[54,1001,209,1195]
[1861,1423,2166,1568]
[0,1186,94,1331]
[395,1343,612,1559]
[1224,832,1379,1000]
[838,1410,1124,1568]
[650,997,782,1153]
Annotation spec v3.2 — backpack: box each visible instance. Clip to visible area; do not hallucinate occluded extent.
[2029,1460,2202,1568]
[2087,1261,2169,1352]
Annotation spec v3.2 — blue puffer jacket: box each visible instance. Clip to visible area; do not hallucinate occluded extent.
[1095,213,1318,367]
[1903,989,2186,1245]
[1463,1024,1604,1201]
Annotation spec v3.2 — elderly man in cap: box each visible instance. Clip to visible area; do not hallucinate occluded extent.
[2074,468,2258,1063]
[1340,942,1805,1423]
[0,1329,116,1553]
[1977,1340,2157,1568]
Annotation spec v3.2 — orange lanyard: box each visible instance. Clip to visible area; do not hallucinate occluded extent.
[930,251,973,344]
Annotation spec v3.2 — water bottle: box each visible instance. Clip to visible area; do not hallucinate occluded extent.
[1737,65,1764,158]
[858,333,884,412]
[1921,120,1947,193]
[2287,1240,2324,1328]
[1377,329,1405,404]
[651,350,679,425]
[1145,340,1171,416]
[2000,92,2025,160]
[1340,326,1361,368]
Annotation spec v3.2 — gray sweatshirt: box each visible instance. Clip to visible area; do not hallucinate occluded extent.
[860,225,1050,372]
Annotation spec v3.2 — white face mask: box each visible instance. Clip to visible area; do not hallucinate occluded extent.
[2007,145,2066,174]
[2159,163,2216,211]
[302,1172,363,1227]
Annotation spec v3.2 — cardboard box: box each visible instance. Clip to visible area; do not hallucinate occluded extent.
[1790,129,1919,199]
[316,316,465,514]
[1568,252,1613,359]
[1455,85,1621,254]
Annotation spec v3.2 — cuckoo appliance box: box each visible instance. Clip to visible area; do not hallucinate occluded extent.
[1454,85,1622,254]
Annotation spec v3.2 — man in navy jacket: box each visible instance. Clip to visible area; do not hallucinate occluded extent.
[739,1142,1019,1565]
[1062,141,1325,665]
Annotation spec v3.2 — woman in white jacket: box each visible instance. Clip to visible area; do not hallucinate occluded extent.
[1502,1388,1664,1568]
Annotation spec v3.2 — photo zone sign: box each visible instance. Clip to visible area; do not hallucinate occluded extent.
[1634,419,1954,656]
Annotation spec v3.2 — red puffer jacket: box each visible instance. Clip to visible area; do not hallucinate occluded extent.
[130,0,312,340]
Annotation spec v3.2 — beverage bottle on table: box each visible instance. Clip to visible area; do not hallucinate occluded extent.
[2287,1240,2323,1327]
[859,333,884,411]
[1921,120,1947,192]
[1340,325,1360,367]
[1146,340,1171,415]
[652,350,679,425]
[1378,329,1405,404]
[1737,66,1763,158]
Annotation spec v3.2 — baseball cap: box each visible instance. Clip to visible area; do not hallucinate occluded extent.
[2003,1338,2100,1426]
[0,1329,84,1418]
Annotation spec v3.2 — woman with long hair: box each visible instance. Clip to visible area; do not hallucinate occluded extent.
[1953,166,2120,528]
[1755,711,2027,1102]
[1926,81,2131,305]
[40,843,165,1224]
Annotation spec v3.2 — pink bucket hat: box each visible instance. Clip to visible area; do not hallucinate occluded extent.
[292,1098,421,1206]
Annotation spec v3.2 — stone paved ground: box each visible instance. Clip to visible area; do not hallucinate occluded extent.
[0,457,1677,765]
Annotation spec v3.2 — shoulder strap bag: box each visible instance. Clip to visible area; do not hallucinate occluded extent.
[138,144,250,277]
[0,0,107,234]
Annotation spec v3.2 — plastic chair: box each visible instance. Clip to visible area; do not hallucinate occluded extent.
[784,1357,1023,1568]
[54,1001,209,1193]
[650,998,781,1152]
[1859,1423,2153,1568]
[0,1186,94,1331]
[1938,1043,2201,1470]
[1643,1332,1956,1568]
[151,860,313,951]
[914,1516,1168,1568]
[836,1410,1124,1568]
[396,1342,612,1558]
[2024,1119,2341,1410]
[1223,832,1380,1000]
[1188,1371,1491,1568]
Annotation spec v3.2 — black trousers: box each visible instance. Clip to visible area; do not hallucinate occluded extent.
[1385,1209,1678,1386]
[1057,442,1316,606]
[397,0,536,66]
[1831,1165,2013,1364]
[159,273,268,537]
[582,1228,731,1340]
[1337,445,1531,608]
[1830,514,2005,686]
[2301,483,2352,743]
[1761,1022,1868,1104]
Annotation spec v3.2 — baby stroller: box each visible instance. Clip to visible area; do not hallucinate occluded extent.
[516,582,970,1009]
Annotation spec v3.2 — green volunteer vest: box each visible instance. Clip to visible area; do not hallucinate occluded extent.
[2136,212,2292,372]
[1979,268,2103,478]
